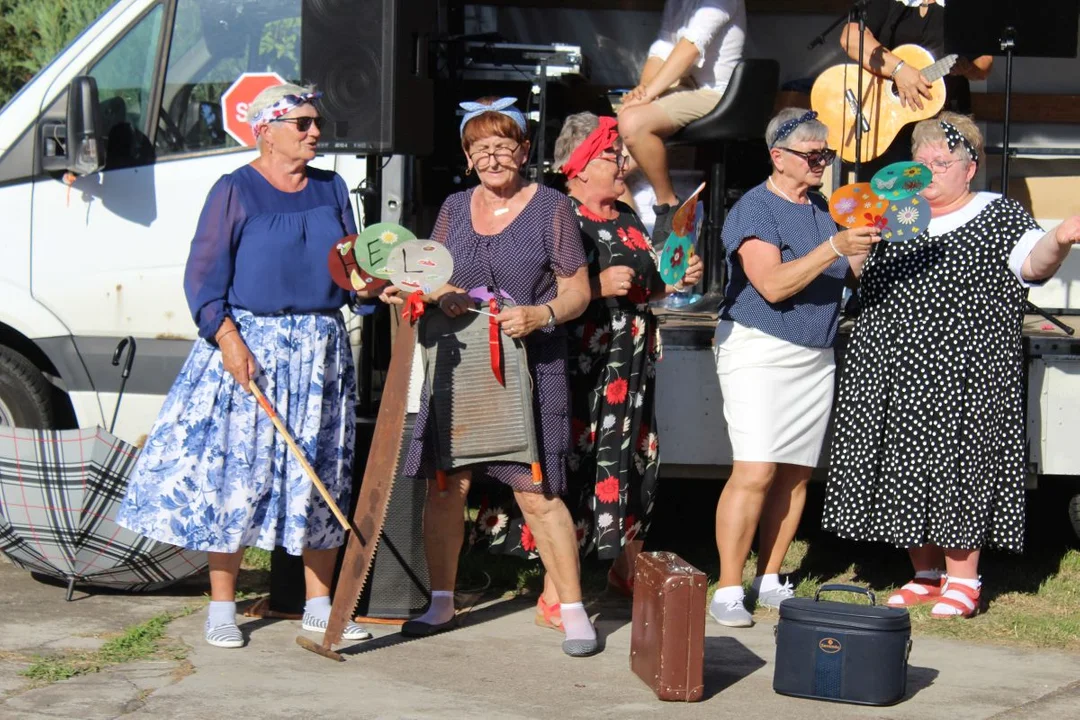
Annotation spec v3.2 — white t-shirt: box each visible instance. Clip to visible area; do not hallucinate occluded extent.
[647,0,747,94]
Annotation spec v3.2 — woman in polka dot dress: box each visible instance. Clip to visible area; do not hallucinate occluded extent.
[823,112,1080,618]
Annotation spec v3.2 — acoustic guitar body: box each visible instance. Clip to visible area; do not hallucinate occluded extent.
[811,44,946,164]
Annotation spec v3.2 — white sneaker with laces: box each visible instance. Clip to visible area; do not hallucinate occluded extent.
[708,597,753,627]
[751,579,795,610]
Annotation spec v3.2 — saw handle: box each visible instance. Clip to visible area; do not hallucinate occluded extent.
[249,381,358,536]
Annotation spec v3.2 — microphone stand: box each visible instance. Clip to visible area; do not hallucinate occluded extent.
[807,1,869,180]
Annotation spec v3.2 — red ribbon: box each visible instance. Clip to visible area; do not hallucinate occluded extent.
[489,297,504,385]
[561,116,619,179]
[403,293,427,324]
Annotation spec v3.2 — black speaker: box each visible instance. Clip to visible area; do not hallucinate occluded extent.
[353,413,431,619]
[267,414,430,619]
[301,0,436,154]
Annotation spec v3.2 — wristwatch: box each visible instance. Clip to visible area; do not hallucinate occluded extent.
[543,304,556,328]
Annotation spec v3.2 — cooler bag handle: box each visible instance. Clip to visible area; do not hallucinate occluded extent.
[814,583,877,605]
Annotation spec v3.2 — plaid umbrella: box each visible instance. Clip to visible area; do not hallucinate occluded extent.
[0,426,207,600]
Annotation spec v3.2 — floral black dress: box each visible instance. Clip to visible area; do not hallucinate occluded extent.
[469,200,664,560]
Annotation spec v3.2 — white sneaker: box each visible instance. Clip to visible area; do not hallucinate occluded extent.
[708,597,753,627]
[750,579,796,609]
[301,612,372,641]
[205,621,244,648]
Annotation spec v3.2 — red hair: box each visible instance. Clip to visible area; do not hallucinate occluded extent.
[461,96,527,151]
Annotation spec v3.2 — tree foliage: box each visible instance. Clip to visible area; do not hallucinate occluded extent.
[0,0,113,107]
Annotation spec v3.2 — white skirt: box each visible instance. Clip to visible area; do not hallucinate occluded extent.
[713,320,835,466]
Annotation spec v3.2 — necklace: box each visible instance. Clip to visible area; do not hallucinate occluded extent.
[492,207,510,216]
[768,176,805,205]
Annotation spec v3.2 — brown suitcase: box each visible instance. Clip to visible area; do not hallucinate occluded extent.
[630,551,707,702]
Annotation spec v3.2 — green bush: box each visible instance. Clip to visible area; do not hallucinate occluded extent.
[0,0,113,107]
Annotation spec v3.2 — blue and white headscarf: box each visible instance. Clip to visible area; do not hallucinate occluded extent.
[459,97,527,137]
[249,91,322,136]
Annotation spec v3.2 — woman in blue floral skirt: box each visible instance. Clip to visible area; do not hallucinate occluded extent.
[118,84,372,649]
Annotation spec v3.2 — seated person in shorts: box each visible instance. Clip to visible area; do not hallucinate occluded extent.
[618,0,746,244]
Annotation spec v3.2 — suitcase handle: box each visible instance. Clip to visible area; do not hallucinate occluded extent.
[814,583,877,605]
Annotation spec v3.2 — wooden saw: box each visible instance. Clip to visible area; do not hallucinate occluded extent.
[297,315,416,661]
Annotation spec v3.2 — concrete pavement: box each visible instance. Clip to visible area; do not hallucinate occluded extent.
[2,560,1079,719]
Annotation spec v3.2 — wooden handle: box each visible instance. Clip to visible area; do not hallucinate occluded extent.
[249,381,356,535]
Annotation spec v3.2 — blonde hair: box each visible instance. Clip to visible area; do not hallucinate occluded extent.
[912,111,983,165]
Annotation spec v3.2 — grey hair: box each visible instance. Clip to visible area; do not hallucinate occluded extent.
[554,112,601,173]
[765,107,828,149]
[247,83,316,149]
[912,111,983,166]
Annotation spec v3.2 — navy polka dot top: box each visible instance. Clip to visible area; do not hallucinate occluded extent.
[719,182,849,348]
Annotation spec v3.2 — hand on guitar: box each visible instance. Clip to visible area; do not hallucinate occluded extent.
[894,64,933,111]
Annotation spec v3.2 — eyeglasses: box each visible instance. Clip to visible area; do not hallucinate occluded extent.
[272,116,325,132]
[778,146,837,167]
[916,158,962,174]
[594,152,627,171]
[469,145,521,169]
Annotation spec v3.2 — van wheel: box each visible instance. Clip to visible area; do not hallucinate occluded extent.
[0,346,54,428]
[1070,494,1080,545]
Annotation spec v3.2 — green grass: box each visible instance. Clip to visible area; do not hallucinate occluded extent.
[242,547,272,571]
[20,606,197,685]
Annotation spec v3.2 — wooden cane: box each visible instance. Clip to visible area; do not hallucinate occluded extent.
[249,381,360,537]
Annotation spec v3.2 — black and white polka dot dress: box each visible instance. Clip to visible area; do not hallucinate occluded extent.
[822,195,1039,553]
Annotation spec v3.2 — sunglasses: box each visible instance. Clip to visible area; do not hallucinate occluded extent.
[271,116,325,132]
[778,146,837,167]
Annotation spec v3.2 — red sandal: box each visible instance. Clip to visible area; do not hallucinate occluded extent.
[885,577,944,608]
[930,581,981,619]
[535,596,563,632]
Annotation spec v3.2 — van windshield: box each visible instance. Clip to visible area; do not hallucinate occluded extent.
[157,0,301,155]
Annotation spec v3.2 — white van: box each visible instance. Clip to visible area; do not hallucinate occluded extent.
[0,0,366,442]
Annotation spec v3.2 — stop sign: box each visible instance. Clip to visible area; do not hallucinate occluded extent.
[220,72,287,147]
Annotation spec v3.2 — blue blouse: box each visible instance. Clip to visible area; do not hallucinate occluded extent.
[719,182,848,348]
[183,164,356,340]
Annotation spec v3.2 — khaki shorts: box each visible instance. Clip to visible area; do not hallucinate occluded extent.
[653,86,723,129]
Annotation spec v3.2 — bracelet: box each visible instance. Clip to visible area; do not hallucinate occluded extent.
[216,328,238,343]
[673,280,687,292]
[543,303,557,328]
[890,59,906,79]
[828,235,844,257]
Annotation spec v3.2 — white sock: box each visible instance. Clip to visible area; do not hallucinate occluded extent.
[414,590,455,626]
[712,585,744,605]
[304,595,331,622]
[207,600,236,628]
[559,602,596,642]
[753,574,781,594]
[932,576,981,616]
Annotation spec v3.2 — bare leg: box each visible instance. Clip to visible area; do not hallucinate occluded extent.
[516,491,581,604]
[618,103,679,206]
[424,471,471,592]
[301,548,339,600]
[755,464,812,576]
[944,548,981,579]
[207,549,245,602]
[908,544,946,574]
[716,461,778,588]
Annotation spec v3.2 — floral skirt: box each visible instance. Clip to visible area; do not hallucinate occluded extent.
[117,310,355,555]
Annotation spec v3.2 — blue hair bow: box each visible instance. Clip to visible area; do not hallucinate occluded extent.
[459,97,527,137]
[772,111,818,146]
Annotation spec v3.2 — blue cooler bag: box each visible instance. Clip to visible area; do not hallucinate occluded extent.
[773,584,911,706]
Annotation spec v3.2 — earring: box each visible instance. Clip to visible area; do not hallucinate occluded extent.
[465,165,473,176]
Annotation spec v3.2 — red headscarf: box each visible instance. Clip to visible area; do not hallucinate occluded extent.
[561,116,619,179]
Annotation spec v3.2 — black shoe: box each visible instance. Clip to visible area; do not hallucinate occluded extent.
[401,615,459,638]
[651,201,677,250]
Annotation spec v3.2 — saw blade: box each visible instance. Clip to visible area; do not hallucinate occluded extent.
[319,317,416,651]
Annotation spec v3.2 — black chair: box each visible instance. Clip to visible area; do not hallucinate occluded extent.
[667,59,780,304]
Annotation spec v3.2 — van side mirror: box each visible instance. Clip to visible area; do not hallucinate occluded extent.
[41,76,106,175]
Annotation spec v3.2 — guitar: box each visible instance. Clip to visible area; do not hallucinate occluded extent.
[810,44,958,164]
